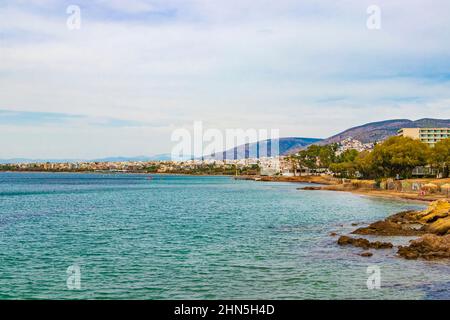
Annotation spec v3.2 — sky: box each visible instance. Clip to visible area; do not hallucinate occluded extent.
[1,0,450,159]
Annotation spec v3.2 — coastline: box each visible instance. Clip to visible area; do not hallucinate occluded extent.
[236,175,450,203]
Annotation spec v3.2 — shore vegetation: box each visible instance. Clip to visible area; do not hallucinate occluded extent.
[290,137,450,180]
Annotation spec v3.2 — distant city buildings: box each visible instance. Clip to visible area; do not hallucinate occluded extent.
[4,129,448,177]
[0,159,261,175]
[259,157,281,176]
[335,137,374,156]
[398,128,450,147]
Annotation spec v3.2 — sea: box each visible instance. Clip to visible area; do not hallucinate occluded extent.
[0,172,448,299]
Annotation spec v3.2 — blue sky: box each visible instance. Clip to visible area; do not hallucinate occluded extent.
[1,0,450,158]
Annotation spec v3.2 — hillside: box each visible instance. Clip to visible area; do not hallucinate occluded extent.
[317,118,450,145]
[205,137,322,160]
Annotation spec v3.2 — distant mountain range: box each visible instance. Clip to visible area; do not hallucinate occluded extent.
[1,118,449,163]
[204,137,323,160]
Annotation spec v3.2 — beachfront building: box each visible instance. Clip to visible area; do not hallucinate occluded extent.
[398,128,450,147]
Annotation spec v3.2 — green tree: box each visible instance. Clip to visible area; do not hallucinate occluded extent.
[336,149,359,163]
[429,138,450,177]
[296,144,338,170]
[329,162,357,178]
[297,148,318,169]
[318,144,338,167]
[286,154,300,176]
[354,151,375,178]
[370,136,429,178]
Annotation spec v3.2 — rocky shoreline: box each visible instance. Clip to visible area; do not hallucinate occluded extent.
[336,200,450,260]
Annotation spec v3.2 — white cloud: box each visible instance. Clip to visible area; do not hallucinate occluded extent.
[96,0,157,13]
[0,0,449,157]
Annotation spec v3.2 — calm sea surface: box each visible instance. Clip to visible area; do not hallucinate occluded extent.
[0,172,448,299]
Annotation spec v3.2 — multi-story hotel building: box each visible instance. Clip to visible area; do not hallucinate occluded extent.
[398,128,450,146]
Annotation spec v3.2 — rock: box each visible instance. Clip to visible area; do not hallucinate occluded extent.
[351,201,450,236]
[385,210,419,224]
[370,240,394,249]
[329,232,338,237]
[299,186,322,190]
[337,235,393,250]
[398,234,450,260]
[340,201,450,260]
[351,223,358,226]
[416,200,450,223]
[425,216,450,235]
[352,220,423,236]
[360,252,373,257]
[338,235,365,246]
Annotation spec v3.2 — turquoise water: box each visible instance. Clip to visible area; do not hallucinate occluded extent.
[0,172,448,299]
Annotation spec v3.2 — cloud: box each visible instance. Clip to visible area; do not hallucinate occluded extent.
[0,0,450,157]
[0,110,153,127]
[96,0,157,14]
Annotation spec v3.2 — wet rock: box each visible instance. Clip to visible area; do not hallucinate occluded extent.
[370,240,394,249]
[299,186,322,190]
[338,235,364,246]
[360,252,373,257]
[385,210,419,224]
[398,234,450,260]
[337,235,393,250]
[352,220,423,236]
[329,232,338,237]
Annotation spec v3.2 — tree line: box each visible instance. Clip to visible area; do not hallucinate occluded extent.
[287,136,450,179]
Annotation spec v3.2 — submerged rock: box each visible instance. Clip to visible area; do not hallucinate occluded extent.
[298,186,322,190]
[398,234,450,260]
[359,252,373,257]
[352,220,423,236]
[337,235,393,250]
